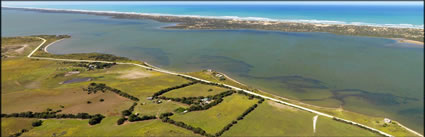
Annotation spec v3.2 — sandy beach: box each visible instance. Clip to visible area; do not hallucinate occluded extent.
[393,38,424,45]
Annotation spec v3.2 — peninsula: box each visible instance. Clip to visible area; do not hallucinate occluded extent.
[4,6,424,44]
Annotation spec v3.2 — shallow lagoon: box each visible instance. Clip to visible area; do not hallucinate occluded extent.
[2,9,423,133]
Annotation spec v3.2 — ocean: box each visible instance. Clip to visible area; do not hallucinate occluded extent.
[2,1,424,28]
[1,1,424,134]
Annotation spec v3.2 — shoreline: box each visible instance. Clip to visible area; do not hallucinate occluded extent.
[43,39,63,53]
[39,37,423,137]
[3,6,424,42]
[392,38,424,45]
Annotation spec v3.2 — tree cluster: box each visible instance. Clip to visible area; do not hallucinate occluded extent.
[237,90,265,103]
[1,112,105,125]
[88,54,130,62]
[74,62,116,70]
[215,120,237,137]
[186,90,234,112]
[159,112,173,119]
[83,83,139,101]
[159,96,203,105]
[161,117,213,137]
[2,111,58,119]
[32,120,43,127]
[128,114,156,122]
[237,104,258,121]
[216,103,260,137]
[121,102,137,117]
[177,75,232,89]
[160,90,235,105]
[109,87,139,101]
[174,107,186,113]
[117,117,127,125]
[118,102,138,125]
[88,114,105,125]
[152,81,198,98]
[83,83,108,94]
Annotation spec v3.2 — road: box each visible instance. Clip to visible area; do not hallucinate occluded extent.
[313,115,319,133]
[28,37,424,137]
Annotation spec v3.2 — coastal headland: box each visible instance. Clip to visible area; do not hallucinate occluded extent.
[3,6,424,44]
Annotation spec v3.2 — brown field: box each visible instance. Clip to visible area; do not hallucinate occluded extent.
[2,87,133,116]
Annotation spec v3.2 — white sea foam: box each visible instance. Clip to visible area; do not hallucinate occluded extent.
[2,6,424,29]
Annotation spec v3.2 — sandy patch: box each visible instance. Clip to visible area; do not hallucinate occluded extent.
[14,44,29,54]
[64,71,80,77]
[14,81,21,86]
[117,69,153,79]
[267,101,299,112]
[394,38,424,45]
[314,24,330,27]
[24,81,40,89]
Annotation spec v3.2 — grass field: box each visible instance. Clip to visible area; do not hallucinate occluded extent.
[223,101,379,136]
[171,94,258,134]
[162,83,230,98]
[22,117,199,136]
[134,100,188,116]
[1,118,36,137]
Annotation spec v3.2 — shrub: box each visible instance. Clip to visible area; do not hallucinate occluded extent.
[87,101,92,104]
[32,120,43,127]
[174,107,186,113]
[160,112,174,119]
[89,114,105,125]
[152,81,198,98]
[122,110,131,116]
[128,114,139,122]
[117,117,126,125]
[84,83,139,101]
[100,98,104,102]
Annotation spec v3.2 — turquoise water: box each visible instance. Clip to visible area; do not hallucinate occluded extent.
[2,7,424,133]
[2,1,424,28]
